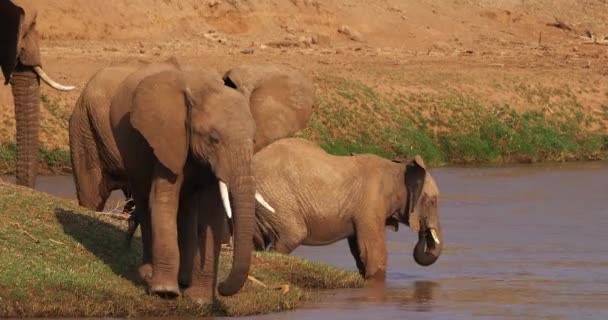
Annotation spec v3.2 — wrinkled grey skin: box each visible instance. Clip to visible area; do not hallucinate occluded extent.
[1,0,75,188]
[109,58,258,303]
[252,138,443,280]
[69,59,149,213]
[222,64,315,151]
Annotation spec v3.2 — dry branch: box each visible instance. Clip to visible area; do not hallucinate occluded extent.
[10,222,39,243]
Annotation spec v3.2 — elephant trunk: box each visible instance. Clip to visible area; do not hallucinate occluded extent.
[11,67,40,188]
[413,223,443,267]
[217,147,255,296]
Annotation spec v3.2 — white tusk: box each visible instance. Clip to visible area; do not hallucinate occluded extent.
[430,228,440,245]
[219,181,232,219]
[33,66,77,91]
[255,191,275,213]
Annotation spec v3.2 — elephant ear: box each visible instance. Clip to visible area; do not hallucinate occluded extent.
[404,155,427,232]
[130,70,193,175]
[223,65,314,151]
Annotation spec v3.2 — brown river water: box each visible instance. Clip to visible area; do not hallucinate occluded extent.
[3,161,608,319]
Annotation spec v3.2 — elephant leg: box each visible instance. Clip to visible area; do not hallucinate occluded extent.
[354,218,387,281]
[184,188,224,304]
[347,235,366,277]
[177,195,198,288]
[11,68,40,188]
[148,164,183,297]
[121,188,136,214]
[69,117,113,211]
[134,201,153,284]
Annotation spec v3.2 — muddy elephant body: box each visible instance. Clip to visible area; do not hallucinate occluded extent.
[253,138,443,280]
[1,0,75,188]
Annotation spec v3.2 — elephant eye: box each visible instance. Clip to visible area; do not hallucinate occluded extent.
[209,130,221,145]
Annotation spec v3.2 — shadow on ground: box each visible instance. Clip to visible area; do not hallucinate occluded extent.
[55,207,143,285]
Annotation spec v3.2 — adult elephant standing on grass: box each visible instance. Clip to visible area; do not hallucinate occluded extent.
[108,58,280,302]
[0,0,76,188]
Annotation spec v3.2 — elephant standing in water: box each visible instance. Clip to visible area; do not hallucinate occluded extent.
[0,0,76,188]
[253,138,443,280]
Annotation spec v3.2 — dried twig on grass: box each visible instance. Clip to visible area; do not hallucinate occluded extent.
[48,238,65,245]
[10,222,39,243]
[95,199,134,221]
[247,275,290,294]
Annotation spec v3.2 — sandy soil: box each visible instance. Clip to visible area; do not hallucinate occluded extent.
[1,0,607,148]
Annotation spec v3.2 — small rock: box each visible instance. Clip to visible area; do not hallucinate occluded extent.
[207,0,220,7]
[265,40,301,48]
[260,44,268,49]
[139,49,145,54]
[240,48,254,54]
[312,33,331,46]
[338,25,364,42]
[298,35,314,47]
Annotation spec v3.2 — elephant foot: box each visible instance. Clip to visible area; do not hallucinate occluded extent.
[149,282,181,299]
[138,264,153,284]
[364,269,387,283]
[183,287,214,306]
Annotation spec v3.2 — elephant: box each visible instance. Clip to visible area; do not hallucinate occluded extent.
[252,138,443,280]
[69,58,149,213]
[222,64,314,151]
[69,61,315,242]
[0,0,76,188]
[107,58,284,303]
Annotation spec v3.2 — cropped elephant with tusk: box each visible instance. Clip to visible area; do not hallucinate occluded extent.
[1,0,77,188]
[252,138,444,280]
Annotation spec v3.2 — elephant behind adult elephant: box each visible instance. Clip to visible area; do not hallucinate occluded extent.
[0,0,75,188]
[69,59,148,212]
[253,138,443,280]
[109,59,261,302]
[69,58,220,213]
[222,64,314,151]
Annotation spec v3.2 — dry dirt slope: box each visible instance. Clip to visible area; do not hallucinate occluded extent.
[0,0,607,164]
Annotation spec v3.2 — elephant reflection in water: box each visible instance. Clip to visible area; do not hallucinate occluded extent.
[351,280,439,312]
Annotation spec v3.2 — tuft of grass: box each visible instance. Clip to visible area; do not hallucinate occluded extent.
[0,183,362,317]
[0,144,72,175]
[298,76,608,165]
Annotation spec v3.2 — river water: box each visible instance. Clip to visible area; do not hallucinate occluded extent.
[3,161,608,319]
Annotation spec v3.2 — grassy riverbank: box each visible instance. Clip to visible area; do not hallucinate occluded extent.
[1,73,607,175]
[298,76,608,166]
[0,183,363,317]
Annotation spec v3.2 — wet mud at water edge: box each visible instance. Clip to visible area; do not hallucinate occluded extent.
[3,161,608,319]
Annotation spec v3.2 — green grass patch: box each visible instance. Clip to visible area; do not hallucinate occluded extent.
[0,144,71,175]
[298,76,608,165]
[0,183,362,317]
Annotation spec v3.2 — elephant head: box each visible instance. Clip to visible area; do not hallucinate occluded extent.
[129,68,257,296]
[222,64,314,151]
[0,0,75,188]
[401,156,443,266]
